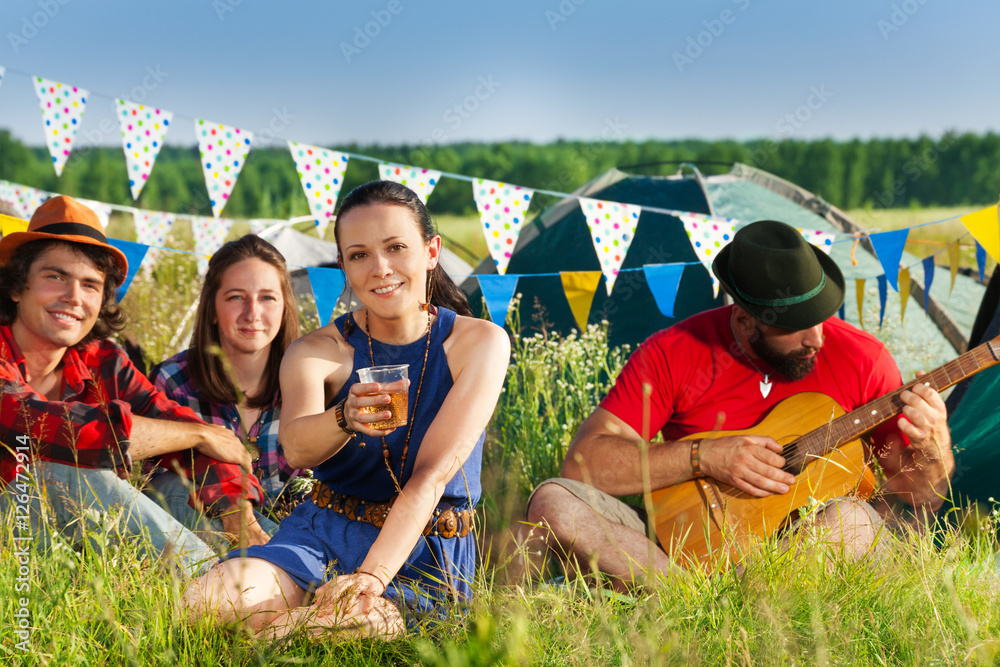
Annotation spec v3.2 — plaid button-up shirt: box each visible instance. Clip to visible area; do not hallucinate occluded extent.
[0,324,263,514]
[150,350,302,510]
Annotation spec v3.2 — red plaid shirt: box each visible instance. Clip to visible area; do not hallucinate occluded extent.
[0,324,262,514]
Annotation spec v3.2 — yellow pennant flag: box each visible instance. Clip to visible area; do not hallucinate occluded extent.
[948,240,960,295]
[0,214,28,236]
[560,271,602,332]
[959,205,1000,264]
[898,267,910,324]
[855,278,866,330]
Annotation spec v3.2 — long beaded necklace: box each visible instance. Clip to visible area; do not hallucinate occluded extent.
[730,312,774,399]
[234,403,270,461]
[360,306,433,482]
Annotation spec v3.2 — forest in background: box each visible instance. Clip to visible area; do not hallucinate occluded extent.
[1,130,999,219]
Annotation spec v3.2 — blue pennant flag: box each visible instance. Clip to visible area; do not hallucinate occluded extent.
[876,274,888,328]
[643,263,686,318]
[109,239,149,303]
[869,229,909,291]
[921,256,935,311]
[478,274,519,326]
[838,303,846,320]
[976,240,987,283]
[306,266,345,326]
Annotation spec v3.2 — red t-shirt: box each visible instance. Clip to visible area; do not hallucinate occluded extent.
[600,306,905,447]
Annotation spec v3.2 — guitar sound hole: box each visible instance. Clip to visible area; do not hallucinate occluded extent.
[782,443,803,475]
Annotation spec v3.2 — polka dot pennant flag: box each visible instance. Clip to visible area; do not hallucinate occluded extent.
[75,198,113,229]
[5,181,49,219]
[133,209,175,267]
[192,216,234,275]
[798,228,835,255]
[473,179,534,275]
[379,163,442,205]
[578,197,642,296]
[249,218,280,236]
[678,212,737,298]
[34,77,89,177]
[196,119,253,217]
[288,141,349,239]
[116,99,173,201]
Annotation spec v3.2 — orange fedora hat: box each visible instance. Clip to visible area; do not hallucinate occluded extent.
[0,196,128,284]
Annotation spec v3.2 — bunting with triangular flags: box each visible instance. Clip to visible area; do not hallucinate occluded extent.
[192,216,233,274]
[643,264,686,318]
[799,228,836,254]
[678,212,737,297]
[117,99,172,200]
[34,77,88,176]
[133,209,175,266]
[579,197,641,295]
[922,256,935,311]
[0,214,28,236]
[869,228,909,291]
[473,179,533,276]
[876,275,888,328]
[288,142,349,239]
[380,163,441,205]
[109,239,150,302]
[948,240,960,295]
[856,278,866,330]
[8,182,48,219]
[560,271,601,331]
[75,198,112,229]
[477,274,519,325]
[306,266,345,326]
[899,267,910,323]
[196,120,253,217]
[976,241,987,283]
[959,205,1000,264]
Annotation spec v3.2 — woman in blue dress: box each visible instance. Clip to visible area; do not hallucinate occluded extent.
[184,181,510,638]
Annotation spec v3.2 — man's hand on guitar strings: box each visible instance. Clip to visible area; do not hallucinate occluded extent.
[698,435,797,497]
[897,371,952,460]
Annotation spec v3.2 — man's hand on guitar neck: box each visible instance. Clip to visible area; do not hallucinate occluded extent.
[699,436,797,498]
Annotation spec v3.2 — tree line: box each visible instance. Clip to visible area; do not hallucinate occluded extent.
[1,129,998,219]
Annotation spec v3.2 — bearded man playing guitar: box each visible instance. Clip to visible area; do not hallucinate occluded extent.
[526,220,955,590]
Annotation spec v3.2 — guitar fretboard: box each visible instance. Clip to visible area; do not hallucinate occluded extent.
[782,336,1000,474]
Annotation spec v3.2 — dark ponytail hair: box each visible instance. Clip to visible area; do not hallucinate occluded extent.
[334,180,472,317]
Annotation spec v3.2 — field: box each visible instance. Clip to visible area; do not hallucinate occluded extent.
[4,208,1000,665]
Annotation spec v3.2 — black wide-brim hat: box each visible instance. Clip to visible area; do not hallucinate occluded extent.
[712,220,845,331]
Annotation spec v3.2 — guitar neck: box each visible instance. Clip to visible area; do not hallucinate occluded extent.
[789,336,1000,468]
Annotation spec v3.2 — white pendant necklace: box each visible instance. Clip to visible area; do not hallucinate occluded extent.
[730,314,773,399]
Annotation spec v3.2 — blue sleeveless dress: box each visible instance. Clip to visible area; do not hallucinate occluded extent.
[230,307,484,619]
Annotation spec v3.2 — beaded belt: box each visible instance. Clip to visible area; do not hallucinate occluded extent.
[310,480,475,539]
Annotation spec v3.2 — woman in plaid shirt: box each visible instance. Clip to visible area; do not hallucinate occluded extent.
[147,235,302,544]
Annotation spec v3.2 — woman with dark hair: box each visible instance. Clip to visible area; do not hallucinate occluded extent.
[148,234,301,546]
[184,181,509,638]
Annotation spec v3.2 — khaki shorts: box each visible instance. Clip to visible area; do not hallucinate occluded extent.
[529,477,651,537]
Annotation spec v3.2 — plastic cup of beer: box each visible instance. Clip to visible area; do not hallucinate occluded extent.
[357,364,409,429]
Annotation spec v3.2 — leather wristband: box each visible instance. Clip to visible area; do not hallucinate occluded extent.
[690,439,705,479]
[353,568,387,595]
[334,398,356,436]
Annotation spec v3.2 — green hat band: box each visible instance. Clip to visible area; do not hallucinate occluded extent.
[728,267,827,307]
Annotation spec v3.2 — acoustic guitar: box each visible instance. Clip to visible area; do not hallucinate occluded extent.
[646,335,1000,568]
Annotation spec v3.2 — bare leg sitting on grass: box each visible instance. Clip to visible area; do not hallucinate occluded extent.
[182,558,404,640]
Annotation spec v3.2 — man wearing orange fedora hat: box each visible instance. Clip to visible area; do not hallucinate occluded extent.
[0,196,270,576]
[526,219,954,589]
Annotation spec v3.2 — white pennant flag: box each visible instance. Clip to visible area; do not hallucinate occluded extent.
[195,120,253,217]
[472,179,534,275]
[76,198,113,229]
[7,181,48,219]
[34,77,89,176]
[288,141,349,238]
[249,218,281,236]
[578,198,642,295]
[678,212,738,298]
[193,216,234,274]
[133,209,175,267]
[379,163,441,204]
[116,99,173,200]
[799,228,836,255]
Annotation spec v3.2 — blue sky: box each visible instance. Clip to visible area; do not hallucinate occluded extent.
[1,0,997,148]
